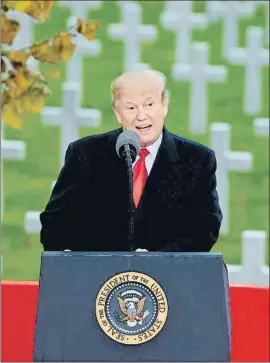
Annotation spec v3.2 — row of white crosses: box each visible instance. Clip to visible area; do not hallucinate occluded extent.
[104,0,268,134]
[207,0,268,116]
[160,1,268,135]
[24,1,103,234]
[171,28,268,134]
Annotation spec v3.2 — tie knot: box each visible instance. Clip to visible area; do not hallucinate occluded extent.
[139,148,150,160]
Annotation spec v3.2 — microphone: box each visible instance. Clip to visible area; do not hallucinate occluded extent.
[116,130,140,163]
[116,130,140,252]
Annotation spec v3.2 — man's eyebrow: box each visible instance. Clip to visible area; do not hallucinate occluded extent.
[125,101,137,106]
[144,97,154,102]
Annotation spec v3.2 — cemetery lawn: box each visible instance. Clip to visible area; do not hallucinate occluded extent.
[2,1,269,280]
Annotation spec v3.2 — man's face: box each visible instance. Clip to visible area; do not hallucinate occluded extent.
[114,89,168,147]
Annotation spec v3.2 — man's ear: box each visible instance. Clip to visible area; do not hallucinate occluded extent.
[113,101,122,125]
[162,94,169,118]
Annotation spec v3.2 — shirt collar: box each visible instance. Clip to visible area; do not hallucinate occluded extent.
[144,131,163,158]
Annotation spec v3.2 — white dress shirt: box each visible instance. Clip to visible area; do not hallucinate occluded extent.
[132,132,163,175]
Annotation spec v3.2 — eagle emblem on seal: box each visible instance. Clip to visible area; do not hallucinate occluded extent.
[114,290,150,327]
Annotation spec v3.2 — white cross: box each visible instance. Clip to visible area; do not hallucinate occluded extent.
[172,42,227,134]
[24,211,41,234]
[4,10,38,72]
[228,27,269,115]
[108,2,157,71]
[160,1,208,63]
[67,18,101,84]
[59,1,102,84]
[41,81,101,167]
[253,117,269,136]
[210,123,252,235]
[206,1,255,58]
[24,181,55,234]
[1,129,26,276]
[59,1,102,18]
[24,83,101,234]
[227,230,269,286]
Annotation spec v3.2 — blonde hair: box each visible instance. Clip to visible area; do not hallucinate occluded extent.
[111,69,168,106]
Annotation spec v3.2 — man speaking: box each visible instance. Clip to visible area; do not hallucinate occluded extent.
[40,69,223,252]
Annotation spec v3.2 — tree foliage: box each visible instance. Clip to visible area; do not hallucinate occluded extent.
[1,0,99,128]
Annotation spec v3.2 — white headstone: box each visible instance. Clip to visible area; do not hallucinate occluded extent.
[59,1,102,85]
[24,211,41,233]
[5,10,38,72]
[59,1,102,18]
[160,1,208,63]
[210,123,253,234]
[41,81,101,167]
[253,117,269,136]
[206,1,255,58]
[173,42,227,134]
[108,2,157,71]
[24,181,56,234]
[66,18,101,84]
[227,230,269,286]
[228,27,269,115]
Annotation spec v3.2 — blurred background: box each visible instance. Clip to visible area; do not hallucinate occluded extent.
[1,0,269,281]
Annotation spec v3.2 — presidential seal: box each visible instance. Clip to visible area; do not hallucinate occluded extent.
[95,271,168,345]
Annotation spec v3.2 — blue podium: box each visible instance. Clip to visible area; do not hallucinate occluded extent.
[33,252,231,361]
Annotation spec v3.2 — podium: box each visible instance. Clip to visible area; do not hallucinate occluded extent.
[33,251,231,362]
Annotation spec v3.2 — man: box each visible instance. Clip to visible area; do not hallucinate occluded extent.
[40,69,223,252]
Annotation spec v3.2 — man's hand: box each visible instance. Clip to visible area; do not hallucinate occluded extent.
[135,248,148,252]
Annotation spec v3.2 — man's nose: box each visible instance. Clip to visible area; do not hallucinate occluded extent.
[137,107,147,121]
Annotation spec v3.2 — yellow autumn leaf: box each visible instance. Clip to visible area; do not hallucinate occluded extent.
[52,33,76,61]
[1,50,30,65]
[30,33,75,64]
[2,66,32,98]
[1,80,52,128]
[1,0,54,22]
[1,12,20,45]
[76,18,100,41]
[30,41,59,63]
[1,101,23,129]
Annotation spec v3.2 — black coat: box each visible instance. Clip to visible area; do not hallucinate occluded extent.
[40,127,223,252]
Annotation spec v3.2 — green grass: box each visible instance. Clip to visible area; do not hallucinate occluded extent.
[2,1,269,281]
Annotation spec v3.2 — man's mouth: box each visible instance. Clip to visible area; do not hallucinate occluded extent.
[136,125,152,131]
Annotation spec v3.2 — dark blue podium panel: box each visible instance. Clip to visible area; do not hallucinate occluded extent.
[33,252,231,362]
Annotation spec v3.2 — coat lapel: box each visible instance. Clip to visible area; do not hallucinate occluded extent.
[137,127,188,210]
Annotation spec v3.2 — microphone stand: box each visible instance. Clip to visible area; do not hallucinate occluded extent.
[123,144,135,252]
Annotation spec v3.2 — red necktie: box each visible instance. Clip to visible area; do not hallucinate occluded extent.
[133,148,150,207]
